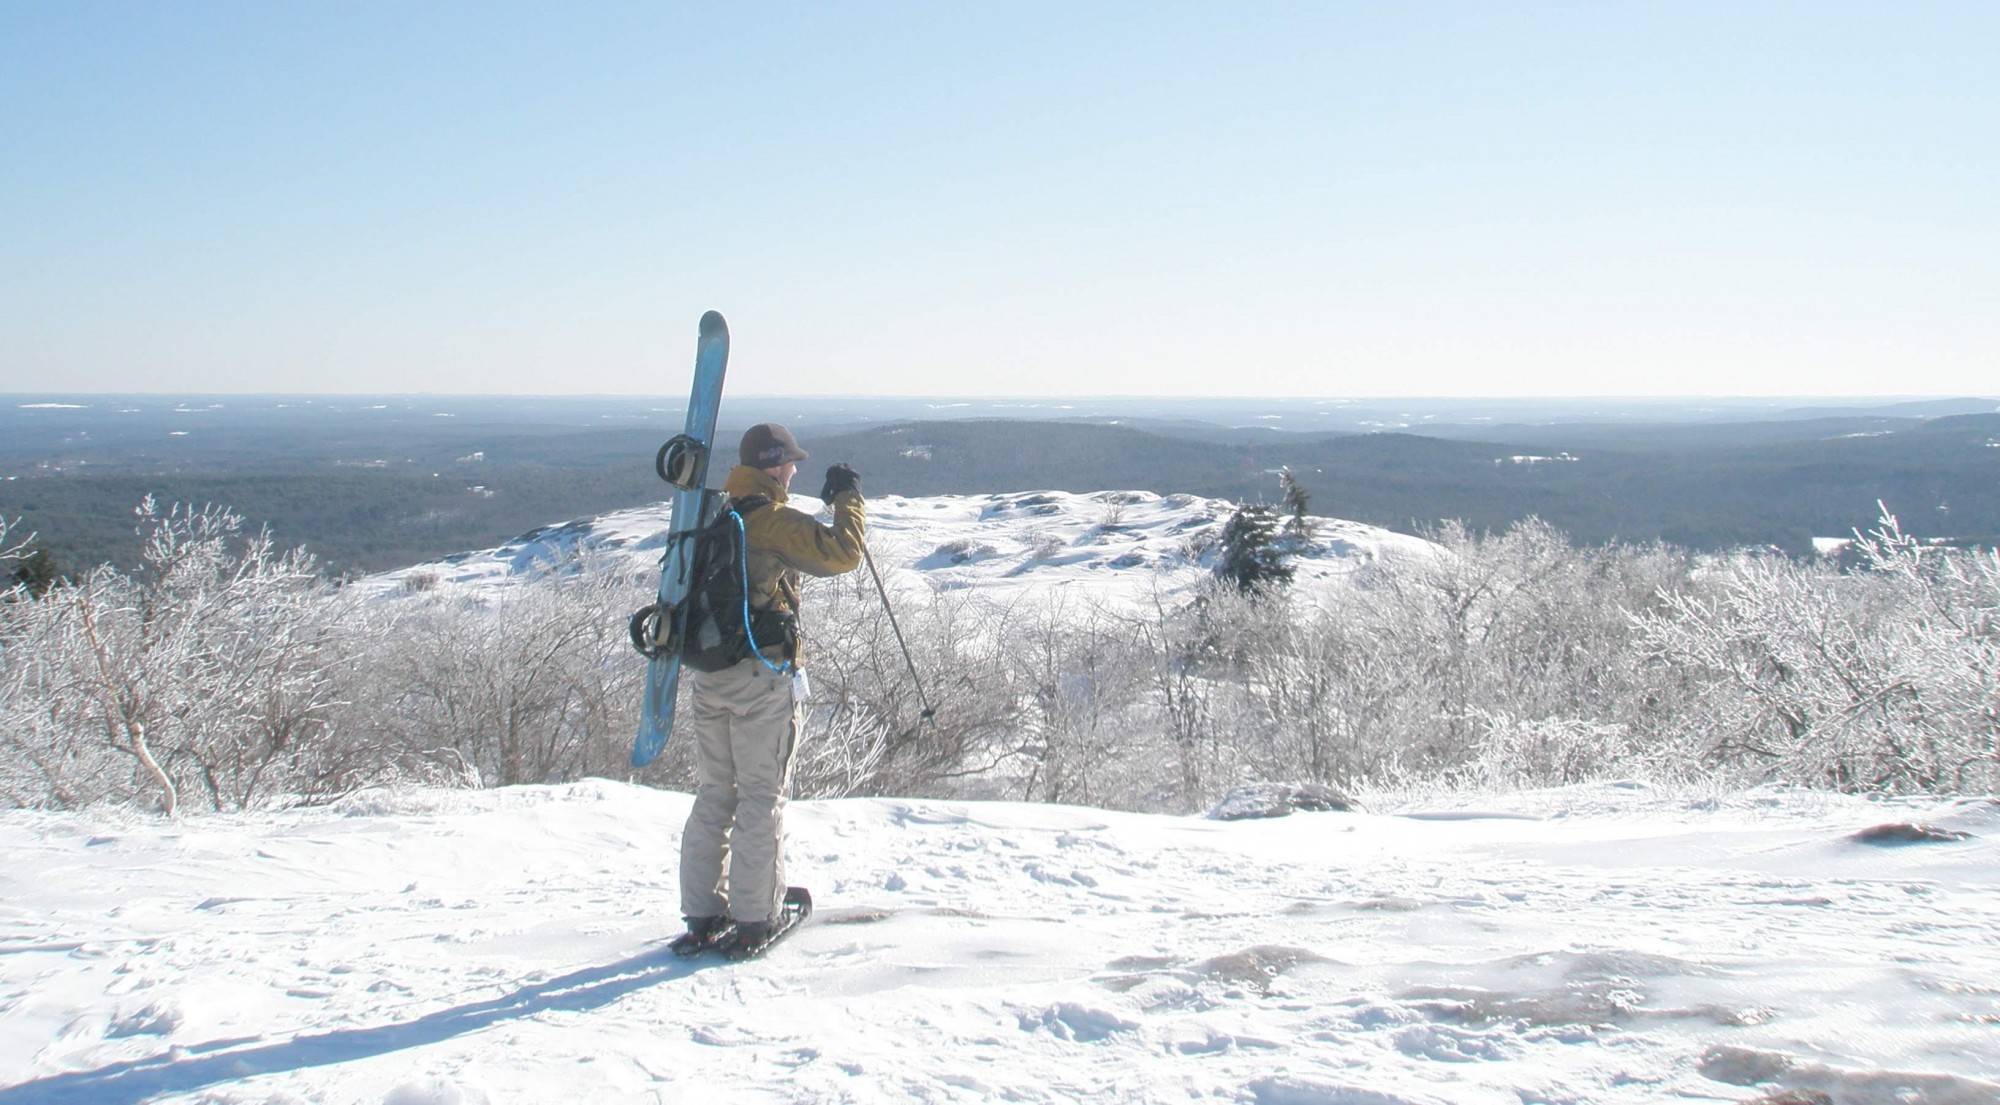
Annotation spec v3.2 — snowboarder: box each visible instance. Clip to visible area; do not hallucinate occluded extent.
[674,423,865,959]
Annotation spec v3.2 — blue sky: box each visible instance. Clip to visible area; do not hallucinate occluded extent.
[3,2,1995,397]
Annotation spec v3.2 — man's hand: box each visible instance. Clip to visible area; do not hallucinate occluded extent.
[819,463,861,502]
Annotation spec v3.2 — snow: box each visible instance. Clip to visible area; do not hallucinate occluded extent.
[4,782,1996,1104]
[1493,454,1578,466]
[362,490,1438,611]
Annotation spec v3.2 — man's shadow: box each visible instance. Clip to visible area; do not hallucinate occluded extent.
[0,944,711,1105]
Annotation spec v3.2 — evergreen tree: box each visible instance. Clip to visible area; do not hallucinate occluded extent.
[10,549,60,598]
[1279,468,1315,542]
[1218,504,1293,593]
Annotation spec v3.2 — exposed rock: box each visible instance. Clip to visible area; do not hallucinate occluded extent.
[1743,1091,1833,1105]
[1850,822,1973,846]
[1700,1045,1794,1085]
[1194,944,1331,989]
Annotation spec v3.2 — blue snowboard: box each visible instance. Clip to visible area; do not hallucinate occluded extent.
[631,311,730,767]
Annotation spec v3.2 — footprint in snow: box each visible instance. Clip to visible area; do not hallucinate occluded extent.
[1016,1001,1139,1042]
[1393,1023,1513,1062]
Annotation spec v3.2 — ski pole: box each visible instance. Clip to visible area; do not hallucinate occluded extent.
[861,542,936,720]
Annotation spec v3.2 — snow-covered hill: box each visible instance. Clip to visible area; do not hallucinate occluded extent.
[361,490,1438,609]
[3,783,1995,1104]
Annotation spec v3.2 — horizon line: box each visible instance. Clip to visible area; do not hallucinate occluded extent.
[5,392,1997,404]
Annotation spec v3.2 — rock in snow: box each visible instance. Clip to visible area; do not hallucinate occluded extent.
[1849,821,1974,846]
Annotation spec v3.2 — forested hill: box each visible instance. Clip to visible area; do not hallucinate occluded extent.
[805,414,2000,553]
[4,412,1995,573]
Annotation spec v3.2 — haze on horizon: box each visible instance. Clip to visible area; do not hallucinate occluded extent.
[4,3,1995,400]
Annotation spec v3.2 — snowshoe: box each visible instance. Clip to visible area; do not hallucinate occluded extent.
[715,887,813,961]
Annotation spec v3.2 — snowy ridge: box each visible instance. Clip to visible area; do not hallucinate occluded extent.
[3,783,1996,1103]
[362,490,1439,608]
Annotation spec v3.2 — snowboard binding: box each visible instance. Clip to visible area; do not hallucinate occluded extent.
[627,601,679,661]
[656,434,707,490]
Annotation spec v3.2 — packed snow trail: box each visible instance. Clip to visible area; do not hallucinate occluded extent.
[2,781,1997,1104]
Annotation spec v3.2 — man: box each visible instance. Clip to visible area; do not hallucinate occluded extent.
[674,422,865,959]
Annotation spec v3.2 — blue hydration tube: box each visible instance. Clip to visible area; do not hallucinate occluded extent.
[733,509,792,675]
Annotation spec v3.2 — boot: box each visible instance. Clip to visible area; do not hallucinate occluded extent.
[715,920,773,961]
[669,915,727,957]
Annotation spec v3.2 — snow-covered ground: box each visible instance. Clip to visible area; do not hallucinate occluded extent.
[4,782,1996,1104]
[361,490,1438,610]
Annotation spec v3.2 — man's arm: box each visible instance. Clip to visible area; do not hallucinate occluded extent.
[766,490,865,577]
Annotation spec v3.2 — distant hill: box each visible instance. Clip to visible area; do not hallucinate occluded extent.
[806,416,2000,554]
[4,404,1995,574]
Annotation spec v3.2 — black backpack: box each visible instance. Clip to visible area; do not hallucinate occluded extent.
[630,493,793,673]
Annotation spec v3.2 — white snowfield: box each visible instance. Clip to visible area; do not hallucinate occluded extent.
[3,782,1996,1104]
[363,490,1439,608]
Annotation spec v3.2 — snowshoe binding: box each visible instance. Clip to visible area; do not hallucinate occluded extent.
[715,887,813,962]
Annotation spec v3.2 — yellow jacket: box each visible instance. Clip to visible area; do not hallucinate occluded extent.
[723,465,866,656]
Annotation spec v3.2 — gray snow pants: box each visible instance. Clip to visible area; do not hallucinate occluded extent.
[678,658,799,924]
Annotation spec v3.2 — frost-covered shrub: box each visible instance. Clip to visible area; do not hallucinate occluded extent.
[0,500,351,814]
[1167,520,1694,801]
[790,568,1017,798]
[997,591,1161,806]
[1464,714,1640,788]
[13,497,1991,817]
[338,549,642,790]
[1207,781,1356,820]
[1635,512,1999,793]
[0,516,30,575]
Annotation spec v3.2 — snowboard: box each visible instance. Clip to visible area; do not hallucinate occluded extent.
[630,310,730,768]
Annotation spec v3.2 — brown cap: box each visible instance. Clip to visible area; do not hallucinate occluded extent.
[740,422,809,467]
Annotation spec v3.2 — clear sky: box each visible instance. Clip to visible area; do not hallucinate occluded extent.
[3,2,1995,398]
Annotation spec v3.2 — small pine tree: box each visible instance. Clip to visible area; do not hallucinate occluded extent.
[10,549,60,598]
[1218,503,1293,593]
[1279,468,1315,543]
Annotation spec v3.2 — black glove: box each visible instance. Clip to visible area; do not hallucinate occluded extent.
[819,463,861,502]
